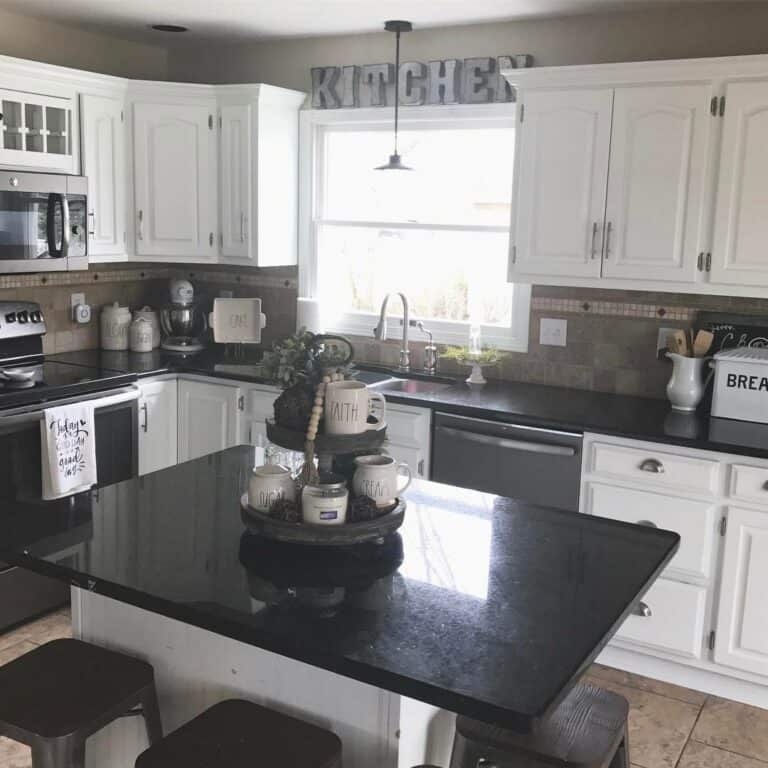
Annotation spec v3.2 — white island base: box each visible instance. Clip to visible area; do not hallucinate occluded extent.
[72,588,457,768]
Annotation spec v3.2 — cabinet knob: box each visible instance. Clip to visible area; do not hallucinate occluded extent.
[637,519,658,528]
[632,601,652,618]
[639,458,664,474]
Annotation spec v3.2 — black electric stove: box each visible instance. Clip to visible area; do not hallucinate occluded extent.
[0,302,136,411]
[0,300,138,632]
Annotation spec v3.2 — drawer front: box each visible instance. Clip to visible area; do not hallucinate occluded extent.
[729,464,768,506]
[590,441,720,495]
[613,578,707,659]
[586,483,717,581]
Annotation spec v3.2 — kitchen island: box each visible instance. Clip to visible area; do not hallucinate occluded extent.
[0,446,678,768]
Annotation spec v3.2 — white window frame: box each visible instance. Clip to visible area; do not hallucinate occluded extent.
[298,103,530,352]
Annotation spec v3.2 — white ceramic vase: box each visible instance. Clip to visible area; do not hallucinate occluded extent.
[666,352,706,412]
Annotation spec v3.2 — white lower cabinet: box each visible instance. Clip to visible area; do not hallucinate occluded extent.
[583,432,768,705]
[138,377,178,476]
[177,378,242,463]
[715,506,768,677]
[242,386,280,465]
[382,403,432,480]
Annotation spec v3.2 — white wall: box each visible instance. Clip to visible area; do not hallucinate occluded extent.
[167,2,768,90]
[0,7,168,80]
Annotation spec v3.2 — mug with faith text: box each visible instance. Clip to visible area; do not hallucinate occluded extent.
[324,381,386,435]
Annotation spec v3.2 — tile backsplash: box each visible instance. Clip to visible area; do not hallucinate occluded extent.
[2,263,766,401]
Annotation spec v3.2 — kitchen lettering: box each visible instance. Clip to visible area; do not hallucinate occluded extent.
[726,373,768,392]
[327,400,360,423]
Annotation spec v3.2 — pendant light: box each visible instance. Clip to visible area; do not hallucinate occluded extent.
[375,20,413,171]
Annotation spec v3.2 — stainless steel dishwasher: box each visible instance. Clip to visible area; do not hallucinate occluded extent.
[431,412,583,511]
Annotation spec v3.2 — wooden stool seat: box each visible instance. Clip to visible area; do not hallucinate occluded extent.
[136,699,342,768]
[0,638,162,768]
[452,683,630,768]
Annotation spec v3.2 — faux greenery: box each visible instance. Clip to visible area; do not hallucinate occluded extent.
[441,345,504,367]
[261,329,356,390]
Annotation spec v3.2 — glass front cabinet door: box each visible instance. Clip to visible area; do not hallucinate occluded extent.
[0,89,76,172]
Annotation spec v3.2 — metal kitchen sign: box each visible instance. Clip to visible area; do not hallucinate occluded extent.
[311,55,533,108]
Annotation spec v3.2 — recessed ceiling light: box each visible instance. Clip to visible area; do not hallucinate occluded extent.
[150,24,188,33]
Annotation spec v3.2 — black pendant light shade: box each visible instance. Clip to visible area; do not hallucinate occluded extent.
[375,20,413,171]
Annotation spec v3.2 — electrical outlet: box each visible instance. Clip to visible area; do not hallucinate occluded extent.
[70,292,85,310]
[656,327,679,359]
[219,289,234,298]
[540,318,567,347]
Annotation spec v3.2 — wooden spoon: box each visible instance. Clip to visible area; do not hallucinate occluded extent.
[693,330,714,358]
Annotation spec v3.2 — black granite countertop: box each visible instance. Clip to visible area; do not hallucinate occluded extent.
[1,446,678,731]
[49,349,768,460]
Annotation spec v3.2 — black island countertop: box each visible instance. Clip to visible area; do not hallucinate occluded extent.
[49,348,768,460]
[1,446,679,731]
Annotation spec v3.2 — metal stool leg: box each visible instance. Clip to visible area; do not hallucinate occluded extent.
[609,726,630,768]
[138,684,163,745]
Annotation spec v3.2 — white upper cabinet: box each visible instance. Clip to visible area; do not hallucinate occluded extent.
[0,88,77,173]
[710,80,768,286]
[133,101,217,259]
[603,84,712,283]
[217,85,304,266]
[80,93,126,257]
[512,88,612,279]
[220,103,252,260]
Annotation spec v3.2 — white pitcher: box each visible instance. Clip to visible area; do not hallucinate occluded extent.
[666,353,707,412]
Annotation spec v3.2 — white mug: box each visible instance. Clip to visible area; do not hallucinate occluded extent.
[324,381,386,435]
[352,455,412,508]
[248,465,296,513]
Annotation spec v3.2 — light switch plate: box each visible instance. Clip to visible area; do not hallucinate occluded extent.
[540,318,567,347]
[70,292,85,310]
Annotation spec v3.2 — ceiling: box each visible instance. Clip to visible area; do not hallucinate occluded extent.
[0,0,748,42]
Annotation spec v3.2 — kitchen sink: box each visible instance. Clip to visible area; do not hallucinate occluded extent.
[354,370,400,386]
[369,378,455,395]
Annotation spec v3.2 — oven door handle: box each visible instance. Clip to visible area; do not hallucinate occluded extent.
[0,385,139,429]
[437,425,577,457]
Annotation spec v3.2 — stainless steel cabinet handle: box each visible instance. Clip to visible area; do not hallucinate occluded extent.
[238,395,245,411]
[240,212,246,243]
[590,222,599,260]
[604,221,613,259]
[637,519,658,528]
[438,426,577,457]
[639,458,665,474]
[140,402,148,433]
[418,459,425,476]
[763,480,768,491]
[632,601,652,618]
[88,210,96,237]
[137,209,144,241]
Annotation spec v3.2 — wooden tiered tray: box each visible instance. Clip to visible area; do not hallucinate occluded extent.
[265,418,387,455]
[240,495,406,546]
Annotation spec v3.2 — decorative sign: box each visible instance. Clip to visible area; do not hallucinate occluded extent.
[311,54,533,109]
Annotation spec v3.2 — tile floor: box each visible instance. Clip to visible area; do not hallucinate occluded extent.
[0,608,767,768]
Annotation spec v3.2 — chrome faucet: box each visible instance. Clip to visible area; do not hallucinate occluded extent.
[374,292,410,372]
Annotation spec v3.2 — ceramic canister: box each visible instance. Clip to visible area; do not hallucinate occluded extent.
[248,465,296,513]
[100,303,132,351]
[129,317,154,353]
[133,306,161,348]
[352,454,412,508]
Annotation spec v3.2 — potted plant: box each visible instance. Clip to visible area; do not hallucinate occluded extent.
[441,345,504,385]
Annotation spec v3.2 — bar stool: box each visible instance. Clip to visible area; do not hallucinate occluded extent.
[450,683,630,768]
[135,699,342,768]
[0,638,162,768]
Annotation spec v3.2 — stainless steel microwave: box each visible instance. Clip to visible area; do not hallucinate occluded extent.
[0,171,88,273]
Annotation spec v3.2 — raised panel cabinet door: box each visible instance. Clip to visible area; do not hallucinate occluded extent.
[178,380,240,463]
[80,94,126,257]
[603,84,712,282]
[220,104,252,260]
[711,81,768,286]
[133,102,216,258]
[511,88,612,279]
[714,506,768,676]
[138,379,178,475]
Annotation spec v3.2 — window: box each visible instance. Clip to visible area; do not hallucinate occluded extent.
[299,104,530,351]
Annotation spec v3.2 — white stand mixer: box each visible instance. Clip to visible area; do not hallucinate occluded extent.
[159,279,208,353]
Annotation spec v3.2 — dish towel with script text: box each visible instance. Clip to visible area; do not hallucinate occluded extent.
[40,403,97,500]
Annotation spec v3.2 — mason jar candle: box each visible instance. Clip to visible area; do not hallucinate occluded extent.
[302,475,349,525]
